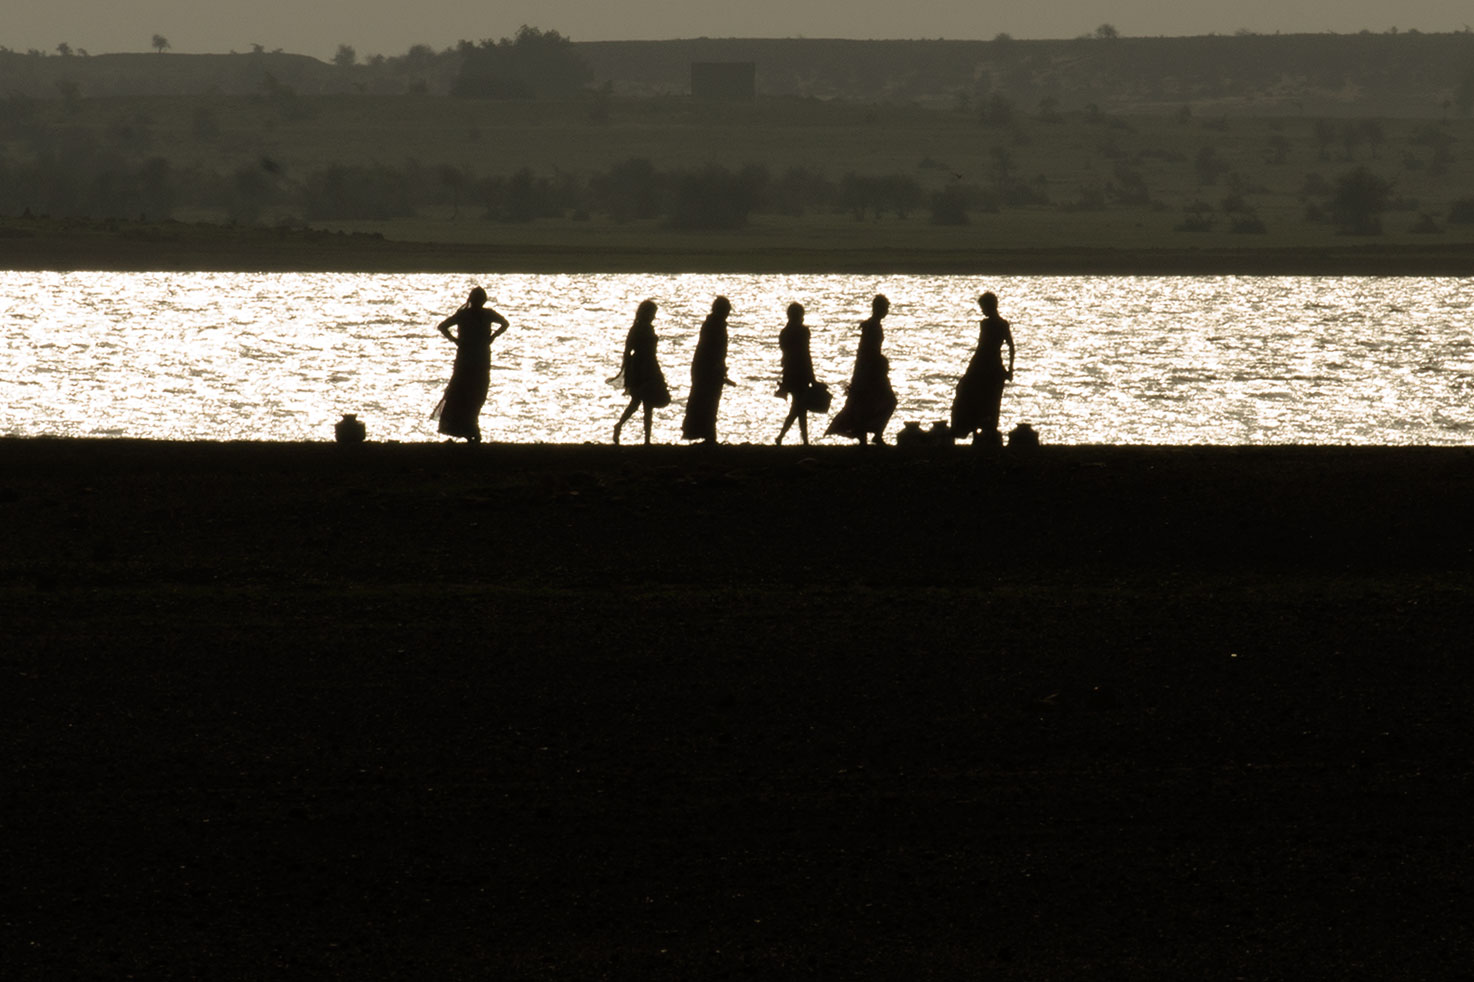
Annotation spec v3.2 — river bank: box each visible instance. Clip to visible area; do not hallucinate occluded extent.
[3,439,1470,978]
[4,216,1474,274]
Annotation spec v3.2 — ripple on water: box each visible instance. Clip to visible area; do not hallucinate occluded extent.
[1,272,1472,444]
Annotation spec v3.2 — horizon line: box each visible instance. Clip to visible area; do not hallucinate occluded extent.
[7,27,1474,60]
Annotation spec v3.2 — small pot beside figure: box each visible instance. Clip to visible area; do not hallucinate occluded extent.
[335,413,366,446]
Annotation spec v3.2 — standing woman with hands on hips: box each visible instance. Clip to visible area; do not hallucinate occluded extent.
[431,286,510,443]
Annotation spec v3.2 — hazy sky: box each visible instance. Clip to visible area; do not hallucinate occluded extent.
[10,1,1472,59]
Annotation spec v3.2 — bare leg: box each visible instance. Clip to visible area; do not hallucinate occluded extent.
[778,399,805,445]
[642,404,653,445]
[798,412,808,446]
[615,397,640,445]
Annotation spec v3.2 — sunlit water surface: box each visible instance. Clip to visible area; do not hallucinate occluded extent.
[2,272,1471,445]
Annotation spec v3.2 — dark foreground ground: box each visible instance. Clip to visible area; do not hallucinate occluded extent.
[3,439,1471,979]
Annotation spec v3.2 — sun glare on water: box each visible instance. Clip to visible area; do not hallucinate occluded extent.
[3,271,1471,445]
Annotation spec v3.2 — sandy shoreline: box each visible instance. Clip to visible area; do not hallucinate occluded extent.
[4,438,1471,977]
[3,219,1474,274]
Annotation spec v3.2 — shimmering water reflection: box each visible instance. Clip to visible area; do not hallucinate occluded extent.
[2,272,1471,445]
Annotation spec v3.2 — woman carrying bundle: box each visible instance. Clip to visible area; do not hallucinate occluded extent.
[775,302,827,445]
[613,299,671,445]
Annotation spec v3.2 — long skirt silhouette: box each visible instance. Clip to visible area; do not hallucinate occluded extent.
[433,325,491,440]
[950,355,1006,438]
[681,308,731,442]
[826,318,896,441]
[681,378,724,441]
[617,317,671,409]
[826,379,895,439]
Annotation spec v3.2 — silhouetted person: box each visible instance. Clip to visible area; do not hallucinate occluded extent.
[681,296,735,444]
[825,294,897,445]
[950,291,1015,444]
[431,286,509,443]
[613,300,671,445]
[776,301,819,445]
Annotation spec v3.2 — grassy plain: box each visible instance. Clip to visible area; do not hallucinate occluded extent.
[4,94,1473,270]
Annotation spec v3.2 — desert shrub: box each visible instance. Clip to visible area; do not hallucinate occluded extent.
[1329,167,1393,235]
[667,165,758,229]
[481,167,566,223]
[1062,185,1107,212]
[929,185,969,225]
[1221,191,1250,214]
[1409,213,1442,234]
[999,176,1050,207]
[1456,66,1474,116]
[106,114,154,151]
[1312,119,1338,161]
[978,94,1015,126]
[839,173,924,220]
[227,161,278,224]
[1175,200,1215,232]
[260,74,314,121]
[970,187,1001,213]
[1108,165,1151,205]
[590,158,662,222]
[1138,147,1185,163]
[1194,146,1228,186]
[190,105,219,142]
[1408,125,1455,176]
[302,164,414,221]
[1230,213,1267,234]
[770,166,836,217]
[0,94,39,140]
[0,144,179,220]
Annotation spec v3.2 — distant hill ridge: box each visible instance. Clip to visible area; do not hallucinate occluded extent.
[580,34,1474,115]
[0,51,352,98]
[4,33,1472,116]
